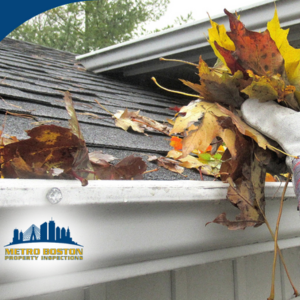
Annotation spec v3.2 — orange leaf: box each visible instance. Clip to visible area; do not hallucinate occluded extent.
[170,136,182,150]
[224,9,284,77]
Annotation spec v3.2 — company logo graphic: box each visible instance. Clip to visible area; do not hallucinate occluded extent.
[4,219,83,261]
[5,218,83,247]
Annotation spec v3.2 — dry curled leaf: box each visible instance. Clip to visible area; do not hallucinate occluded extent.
[114,108,171,135]
[148,155,184,174]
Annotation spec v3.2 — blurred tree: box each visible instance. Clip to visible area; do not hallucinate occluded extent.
[9,0,192,54]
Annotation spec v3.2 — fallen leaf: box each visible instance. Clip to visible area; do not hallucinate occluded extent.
[170,136,182,150]
[148,155,184,174]
[167,149,221,177]
[89,151,117,164]
[64,91,94,185]
[114,109,171,135]
[1,125,81,179]
[92,155,147,180]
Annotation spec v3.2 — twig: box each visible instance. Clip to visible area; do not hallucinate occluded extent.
[143,168,159,174]
[255,175,298,299]
[94,99,114,116]
[151,77,201,98]
[268,173,294,300]
[198,167,204,180]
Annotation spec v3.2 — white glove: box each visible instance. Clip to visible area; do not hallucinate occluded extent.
[241,98,300,204]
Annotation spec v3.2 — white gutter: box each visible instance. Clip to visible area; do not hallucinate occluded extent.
[76,0,300,74]
[0,179,298,299]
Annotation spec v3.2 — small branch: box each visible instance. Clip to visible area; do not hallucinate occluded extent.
[268,173,295,300]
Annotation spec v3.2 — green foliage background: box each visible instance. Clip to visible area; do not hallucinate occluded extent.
[9,0,193,54]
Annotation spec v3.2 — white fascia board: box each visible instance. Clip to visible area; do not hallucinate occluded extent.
[76,0,300,74]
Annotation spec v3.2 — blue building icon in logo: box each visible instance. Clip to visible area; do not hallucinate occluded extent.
[5,219,83,247]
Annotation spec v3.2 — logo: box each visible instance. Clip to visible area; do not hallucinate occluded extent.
[4,219,83,261]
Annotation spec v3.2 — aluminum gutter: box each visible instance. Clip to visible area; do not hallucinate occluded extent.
[0,179,296,206]
[76,0,300,75]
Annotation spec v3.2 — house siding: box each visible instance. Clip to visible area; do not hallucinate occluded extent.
[18,246,300,300]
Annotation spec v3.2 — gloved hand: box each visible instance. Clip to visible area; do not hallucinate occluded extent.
[241,98,300,205]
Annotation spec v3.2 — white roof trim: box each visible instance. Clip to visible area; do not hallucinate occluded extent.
[76,0,300,74]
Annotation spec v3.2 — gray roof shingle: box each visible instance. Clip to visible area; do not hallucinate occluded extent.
[0,37,212,181]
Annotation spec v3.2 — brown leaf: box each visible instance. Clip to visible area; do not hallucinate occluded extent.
[180,58,245,108]
[92,155,147,180]
[148,155,184,174]
[64,91,84,139]
[214,42,248,77]
[214,135,270,230]
[1,125,80,179]
[64,91,94,185]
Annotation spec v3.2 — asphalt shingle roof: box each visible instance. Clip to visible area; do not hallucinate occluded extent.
[0,37,212,181]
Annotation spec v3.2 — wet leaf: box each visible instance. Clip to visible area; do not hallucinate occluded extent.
[64,91,84,139]
[170,100,204,134]
[1,125,81,179]
[167,149,221,176]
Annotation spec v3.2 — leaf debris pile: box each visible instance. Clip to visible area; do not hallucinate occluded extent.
[158,8,300,229]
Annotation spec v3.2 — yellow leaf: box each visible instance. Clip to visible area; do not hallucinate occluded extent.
[181,109,236,159]
[166,149,220,176]
[241,71,298,109]
[241,75,279,102]
[170,101,205,134]
[208,16,235,71]
[216,104,272,150]
[267,8,300,103]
